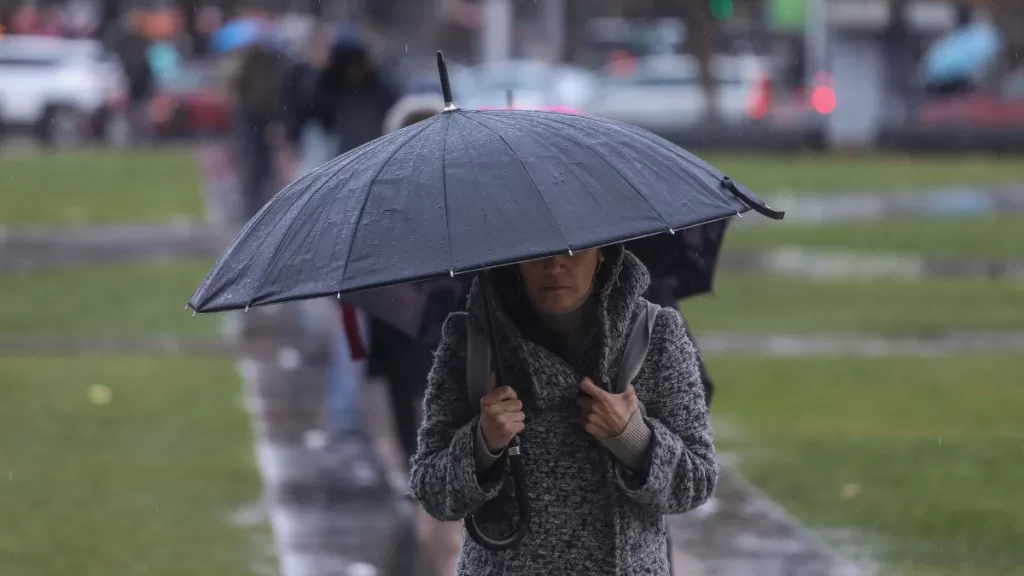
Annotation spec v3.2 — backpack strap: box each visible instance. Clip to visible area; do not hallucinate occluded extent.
[466,301,661,413]
[614,301,661,394]
[466,318,493,414]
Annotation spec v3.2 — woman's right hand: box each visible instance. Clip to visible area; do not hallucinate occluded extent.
[479,385,525,453]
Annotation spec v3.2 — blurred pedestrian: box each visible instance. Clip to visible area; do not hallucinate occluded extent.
[309,26,398,156]
[230,40,289,220]
[282,23,338,176]
[117,21,156,146]
[304,26,401,450]
[409,246,717,574]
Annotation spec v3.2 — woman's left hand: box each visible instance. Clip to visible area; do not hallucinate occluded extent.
[577,378,639,440]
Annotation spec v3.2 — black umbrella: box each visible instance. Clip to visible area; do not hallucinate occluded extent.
[189,52,783,550]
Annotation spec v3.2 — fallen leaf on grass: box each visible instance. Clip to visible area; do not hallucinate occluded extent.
[88,384,112,405]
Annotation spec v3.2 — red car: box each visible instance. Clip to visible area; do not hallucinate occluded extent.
[148,63,230,138]
[920,69,1024,128]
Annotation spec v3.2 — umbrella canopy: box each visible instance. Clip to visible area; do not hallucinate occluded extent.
[189,54,782,314]
[211,18,272,53]
[924,22,1001,83]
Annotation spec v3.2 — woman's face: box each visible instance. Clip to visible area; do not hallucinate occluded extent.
[519,249,600,315]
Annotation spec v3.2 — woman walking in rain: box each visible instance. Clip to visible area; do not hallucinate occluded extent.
[409,245,718,575]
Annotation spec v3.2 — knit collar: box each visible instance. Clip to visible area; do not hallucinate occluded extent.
[465,245,651,398]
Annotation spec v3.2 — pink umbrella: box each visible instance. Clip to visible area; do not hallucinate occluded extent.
[477,104,584,115]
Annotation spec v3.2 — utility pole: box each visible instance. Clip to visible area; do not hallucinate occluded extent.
[480,0,512,64]
[804,0,828,86]
[540,0,565,63]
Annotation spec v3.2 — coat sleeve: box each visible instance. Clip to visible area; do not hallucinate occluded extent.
[408,313,511,521]
[610,308,718,514]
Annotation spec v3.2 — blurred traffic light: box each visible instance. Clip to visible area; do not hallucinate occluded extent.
[709,0,734,20]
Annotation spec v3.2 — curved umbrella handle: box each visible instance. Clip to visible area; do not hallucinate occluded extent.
[465,436,531,550]
[722,176,786,220]
[464,272,531,551]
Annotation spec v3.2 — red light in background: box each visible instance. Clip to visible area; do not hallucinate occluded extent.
[746,74,772,120]
[811,86,836,115]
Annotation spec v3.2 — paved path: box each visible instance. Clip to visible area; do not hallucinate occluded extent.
[721,247,1024,283]
[742,185,1024,226]
[0,221,222,270]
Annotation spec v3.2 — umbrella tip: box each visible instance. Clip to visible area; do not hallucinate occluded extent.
[721,176,786,220]
[436,51,457,111]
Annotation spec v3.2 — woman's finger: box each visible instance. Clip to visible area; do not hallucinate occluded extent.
[579,377,607,399]
[497,399,523,412]
[484,403,507,417]
[482,385,517,406]
[507,420,525,436]
[501,411,526,424]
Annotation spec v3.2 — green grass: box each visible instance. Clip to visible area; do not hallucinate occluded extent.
[0,149,204,227]
[1,260,219,338]
[702,153,1024,195]
[709,354,1024,576]
[724,216,1024,259]
[0,357,270,576]
[680,275,1024,334]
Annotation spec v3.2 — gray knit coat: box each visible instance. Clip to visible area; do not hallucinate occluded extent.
[409,247,718,575]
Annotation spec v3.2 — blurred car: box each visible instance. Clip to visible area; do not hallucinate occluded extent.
[0,35,125,145]
[584,54,768,130]
[919,68,1024,128]
[144,63,229,138]
[454,59,598,110]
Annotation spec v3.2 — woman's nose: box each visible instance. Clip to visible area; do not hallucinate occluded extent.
[544,255,570,271]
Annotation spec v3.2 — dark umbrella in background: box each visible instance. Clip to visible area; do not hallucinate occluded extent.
[189,52,784,551]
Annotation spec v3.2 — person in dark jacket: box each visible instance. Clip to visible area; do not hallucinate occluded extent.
[231,41,289,221]
[282,24,338,176]
[117,27,155,145]
[309,27,398,156]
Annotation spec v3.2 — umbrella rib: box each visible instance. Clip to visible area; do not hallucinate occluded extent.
[339,119,438,288]
[440,116,454,273]
[459,113,572,252]
[531,113,673,230]
[574,114,723,184]
[249,134,398,302]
